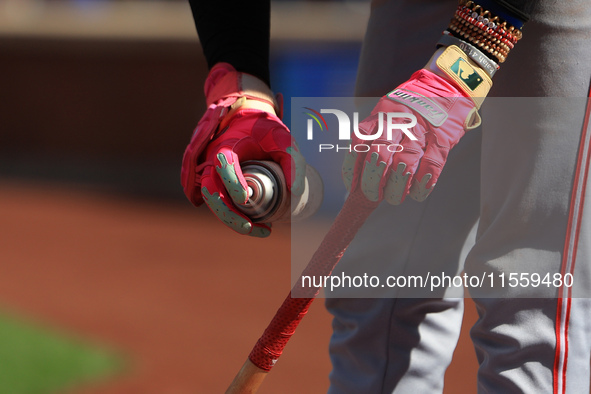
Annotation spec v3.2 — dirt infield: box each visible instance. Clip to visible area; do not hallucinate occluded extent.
[0,181,477,393]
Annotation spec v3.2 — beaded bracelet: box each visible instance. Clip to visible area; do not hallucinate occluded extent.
[455,8,514,50]
[459,0,523,39]
[447,0,523,64]
[448,18,508,63]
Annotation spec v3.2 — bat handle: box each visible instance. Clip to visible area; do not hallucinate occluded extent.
[225,359,268,394]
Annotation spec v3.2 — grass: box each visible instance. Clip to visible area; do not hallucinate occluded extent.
[0,313,125,394]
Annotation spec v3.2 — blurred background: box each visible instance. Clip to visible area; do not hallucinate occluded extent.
[0,0,477,393]
[0,0,365,198]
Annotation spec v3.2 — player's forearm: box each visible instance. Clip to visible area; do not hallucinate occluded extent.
[188,0,271,87]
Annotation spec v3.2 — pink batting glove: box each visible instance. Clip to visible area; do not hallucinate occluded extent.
[181,63,306,238]
[342,45,491,204]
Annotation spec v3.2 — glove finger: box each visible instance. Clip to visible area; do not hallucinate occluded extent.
[181,106,225,206]
[285,145,307,196]
[201,171,271,238]
[408,173,434,202]
[360,150,389,202]
[341,119,383,194]
[354,113,408,201]
[384,137,424,205]
[215,149,249,206]
[341,150,357,192]
[265,139,306,197]
[383,162,411,205]
[408,135,448,202]
[249,222,273,238]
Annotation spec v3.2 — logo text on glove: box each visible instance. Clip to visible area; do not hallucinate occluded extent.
[387,89,448,127]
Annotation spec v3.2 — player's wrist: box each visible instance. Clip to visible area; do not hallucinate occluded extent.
[228,71,279,113]
[219,96,278,130]
[417,1,525,110]
[436,32,499,78]
[230,97,277,115]
[205,62,281,130]
[205,62,278,110]
[424,45,492,109]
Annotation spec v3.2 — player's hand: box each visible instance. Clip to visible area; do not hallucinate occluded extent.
[342,45,491,204]
[181,63,306,238]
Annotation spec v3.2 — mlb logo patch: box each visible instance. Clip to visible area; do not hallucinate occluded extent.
[450,58,483,91]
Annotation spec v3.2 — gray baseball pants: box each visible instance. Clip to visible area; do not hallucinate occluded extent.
[325,0,591,393]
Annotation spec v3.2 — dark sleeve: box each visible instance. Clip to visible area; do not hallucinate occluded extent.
[492,0,536,21]
[188,0,271,87]
[486,0,536,25]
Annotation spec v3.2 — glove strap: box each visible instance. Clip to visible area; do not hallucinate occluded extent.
[430,45,493,109]
[437,32,498,78]
[205,63,279,113]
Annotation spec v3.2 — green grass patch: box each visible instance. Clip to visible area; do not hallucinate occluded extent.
[0,313,125,394]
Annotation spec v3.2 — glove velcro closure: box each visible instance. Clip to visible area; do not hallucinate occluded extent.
[435,45,492,109]
[205,63,279,113]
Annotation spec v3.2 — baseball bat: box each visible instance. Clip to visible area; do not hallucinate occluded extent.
[226,189,379,393]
